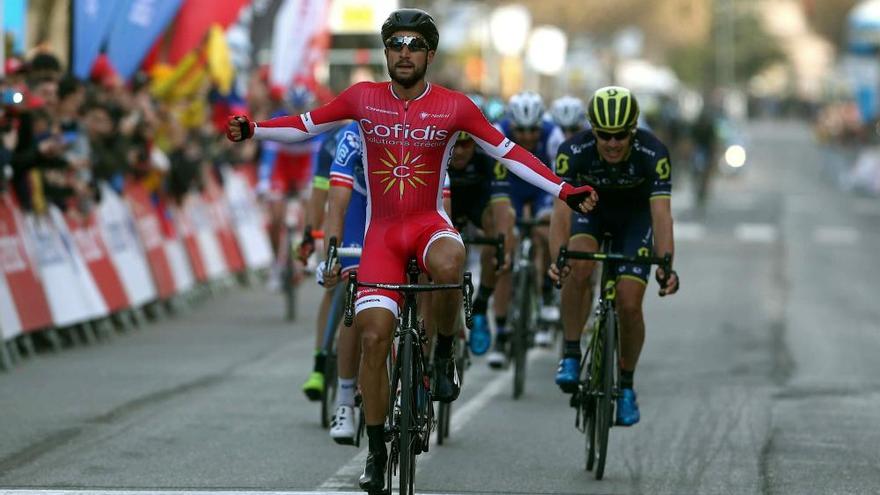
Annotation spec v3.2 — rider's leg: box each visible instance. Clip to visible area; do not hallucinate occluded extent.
[613,277,647,426]
[336,313,361,406]
[561,235,598,344]
[555,234,598,390]
[424,236,466,402]
[302,290,333,400]
[356,308,394,491]
[474,207,498,311]
[356,307,396,427]
[424,236,466,342]
[330,298,363,443]
[615,278,647,379]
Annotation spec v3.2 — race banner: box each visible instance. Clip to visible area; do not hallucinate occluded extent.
[72,0,124,79]
[106,0,184,80]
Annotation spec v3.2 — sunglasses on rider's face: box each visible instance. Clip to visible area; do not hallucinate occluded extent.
[594,129,631,141]
[385,36,430,52]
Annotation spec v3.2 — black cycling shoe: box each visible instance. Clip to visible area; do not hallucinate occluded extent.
[432,355,461,403]
[358,450,387,493]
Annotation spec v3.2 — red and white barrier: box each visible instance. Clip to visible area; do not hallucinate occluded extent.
[182,193,228,281]
[2,165,276,348]
[222,168,273,270]
[125,183,176,300]
[65,210,130,313]
[97,184,158,307]
[203,172,246,274]
[23,207,107,327]
[0,194,53,340]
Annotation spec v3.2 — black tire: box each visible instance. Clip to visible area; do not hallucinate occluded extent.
[512,272,531,399]
[398,332,415,495]
[586,399,597,471]
[437,402,449,444]
[594,313,617,480]
[583,344,598,471]
[321,353,338,428]
[284,261,296,321]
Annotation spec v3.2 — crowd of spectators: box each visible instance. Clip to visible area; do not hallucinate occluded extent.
[0,48,278,219]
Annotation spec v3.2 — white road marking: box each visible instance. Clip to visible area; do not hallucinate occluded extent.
[317,348,551,490]
[812,226,860,246]
[734,223,778,243]
[674,222,706,241]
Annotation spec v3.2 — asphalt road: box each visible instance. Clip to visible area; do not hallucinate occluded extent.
[1,119,878,495]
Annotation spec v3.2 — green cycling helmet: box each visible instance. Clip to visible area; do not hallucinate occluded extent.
[587,86,640,132]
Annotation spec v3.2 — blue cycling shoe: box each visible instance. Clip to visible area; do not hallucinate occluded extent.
[616,388,640,426]
[554,357,579,393]
[468,313,491,356]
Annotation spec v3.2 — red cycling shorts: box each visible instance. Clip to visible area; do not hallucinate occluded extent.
[269,153,313,197]
[355,211,462,318]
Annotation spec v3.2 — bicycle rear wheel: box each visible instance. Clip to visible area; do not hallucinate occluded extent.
[284,258,297,321]
[437,402,450,444]
[594,313,617,480]
[512,272,531,399]
[321,352,337,428]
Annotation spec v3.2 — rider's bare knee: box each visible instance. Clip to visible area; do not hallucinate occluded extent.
[616,298,643,326]
[360,328,389,367]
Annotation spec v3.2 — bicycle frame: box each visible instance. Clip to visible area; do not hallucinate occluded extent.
[556,239,671,480]
[343,261,473,495]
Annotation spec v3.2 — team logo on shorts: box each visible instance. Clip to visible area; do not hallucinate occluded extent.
[373,148,435,199]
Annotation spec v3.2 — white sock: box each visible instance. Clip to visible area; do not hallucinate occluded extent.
[336,378,357,407]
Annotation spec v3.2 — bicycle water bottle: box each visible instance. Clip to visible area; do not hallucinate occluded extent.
[469,313,491,355]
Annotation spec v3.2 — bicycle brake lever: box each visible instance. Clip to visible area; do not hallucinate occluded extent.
[344,271,357,326]
[463,272,474,329]
[554,246,568,289]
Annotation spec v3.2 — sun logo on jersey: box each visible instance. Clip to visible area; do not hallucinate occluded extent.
[373,148,434,199]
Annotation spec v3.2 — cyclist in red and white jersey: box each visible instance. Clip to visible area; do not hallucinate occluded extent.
[227,8,597,493]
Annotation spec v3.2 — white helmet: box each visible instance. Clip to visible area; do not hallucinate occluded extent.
[507,91,545,128]
[551,96,586,129]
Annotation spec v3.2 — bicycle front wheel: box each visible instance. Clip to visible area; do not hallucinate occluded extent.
[594,313,617,480]
[398,332,415,495]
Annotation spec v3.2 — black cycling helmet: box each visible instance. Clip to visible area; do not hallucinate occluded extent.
[381,8,439,51]
[587,86,640,133]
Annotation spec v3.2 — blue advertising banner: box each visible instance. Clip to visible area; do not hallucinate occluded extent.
[106,0,184,80]
[2,0,28,53]
[73,0,124,79]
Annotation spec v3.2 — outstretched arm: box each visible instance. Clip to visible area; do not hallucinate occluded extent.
[227,83,364,143]
[456,96,597,212]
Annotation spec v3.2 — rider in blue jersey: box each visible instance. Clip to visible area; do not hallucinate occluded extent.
[487,92,564,365]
